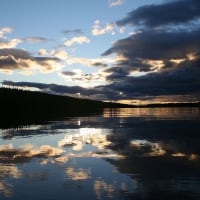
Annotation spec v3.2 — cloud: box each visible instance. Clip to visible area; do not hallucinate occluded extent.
[66,56,108,68]
[0,48,60,74]
[98,0,200,103]
[23,36,51,43]
[109,0,125,7]
[61,71,76,76]
[104,56,200,100]
[92,20,116,36]
[0,27,21,48]
[1,80,110,100]
[3,54,200,103]
[116,0,200,28]
[102,28,200,61]
[2,80,94,96]
[62,29,83,35]
[92,62,108,68]
[2,49,200,103]
[0,48,31,58]
[64,36,90,46]
[3,3,200,104]
[0,38,22,49]
[60,68,109,87]
[38,48,49,56]
[39,48,68,59]
[0,27,13,38]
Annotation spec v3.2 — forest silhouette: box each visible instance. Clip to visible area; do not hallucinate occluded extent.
[0,87,199,128]
[0,88,131,127]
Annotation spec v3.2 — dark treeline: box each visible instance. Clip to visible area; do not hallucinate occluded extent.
[0,88,199,128]
[0,88,130,128]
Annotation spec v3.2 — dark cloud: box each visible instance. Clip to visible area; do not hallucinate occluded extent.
[117,0,200,28]
[2,80,120,101]
[102,28,200,61]
[62,29,83,35]
[105,59,153,81]
[0,48,31,59]
[3,54,200,104]
[104,56,200,99]
[98,0,200,103]
[2,54,200,103]
[23,36,51,43]
[92,62,108,68]
[0,49,31,70]
[61,71,76,76]
[34,56,59,62]
[0,48,60,72]
[0,55,29,70]
[105,66,129,81]
[104,0,200,77]
[2,81,97,96]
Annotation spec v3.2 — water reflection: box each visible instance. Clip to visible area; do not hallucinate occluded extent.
[0,164,21,197]
[104,107,200,119]
[58,128,112,150]
[0,108,200,199]
[66,167,91,180]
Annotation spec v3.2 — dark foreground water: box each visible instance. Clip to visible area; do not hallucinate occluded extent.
[0,107,200,200]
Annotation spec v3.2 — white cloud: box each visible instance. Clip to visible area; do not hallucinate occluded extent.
[38,48,68,59]
[0,38,22,49]
[109,0,125,7]
[67,57,92,66]
[119,27,125,33]
[0,27,20,49]
[38,48,49,56]
[92,20,116,36]
[0,27,13,38]
[60,68,109,88]
[66,54,125,69]
[53,50,68,59]
[67,57,99,67]
[0,28,49,49]
[64,36,90,46]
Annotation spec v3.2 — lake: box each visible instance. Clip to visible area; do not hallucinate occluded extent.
[0,107,200,200]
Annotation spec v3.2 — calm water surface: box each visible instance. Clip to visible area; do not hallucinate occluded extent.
[0,108,200,200]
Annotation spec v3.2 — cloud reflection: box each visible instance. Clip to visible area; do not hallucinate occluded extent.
[0,144,63,163]
[0,110,200,199]
[94,179,115,200]
[58,128,112,151]
[0,164,21,197]
[65,167,91,181]
[54,156,69,164]
[130,139,166,157]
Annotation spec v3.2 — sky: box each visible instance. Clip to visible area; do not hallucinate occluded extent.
[0,0,200,104]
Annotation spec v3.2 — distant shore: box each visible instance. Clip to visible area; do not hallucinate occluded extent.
[132,102,200,108]
[0,88,199,128]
